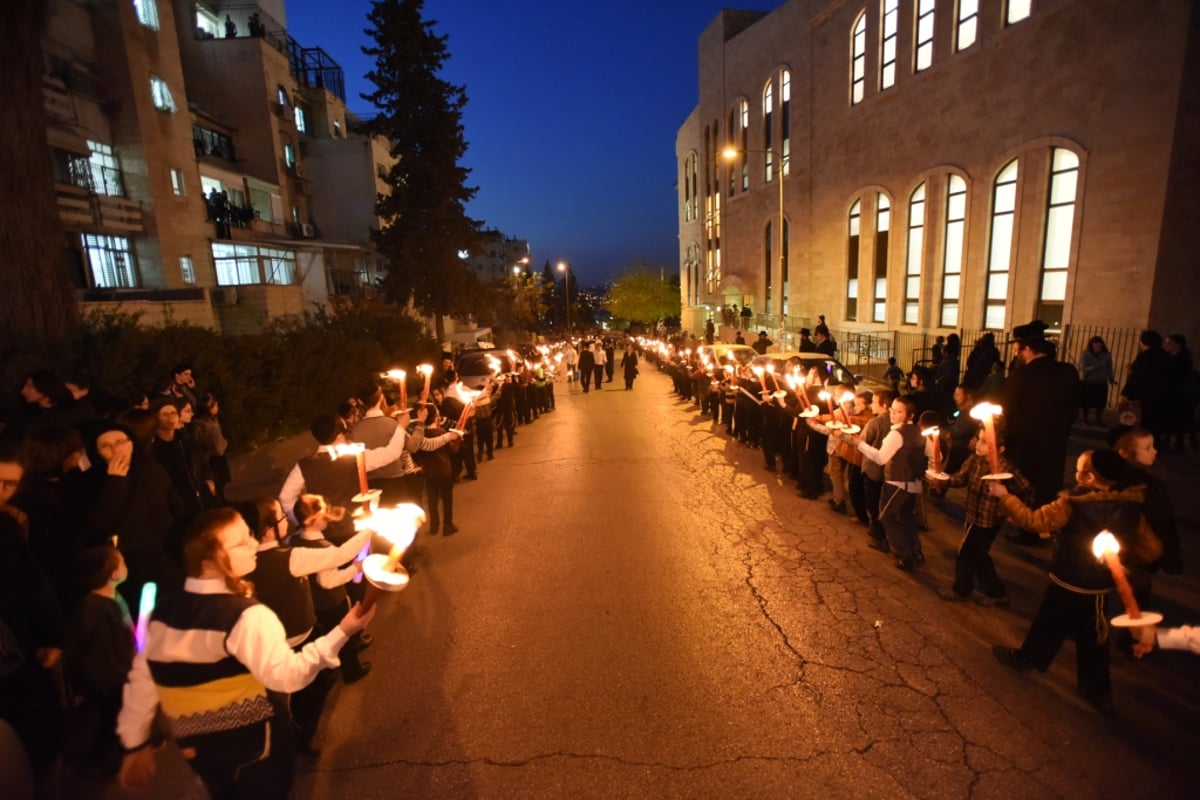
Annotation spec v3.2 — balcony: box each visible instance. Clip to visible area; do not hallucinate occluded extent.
[43,77,75,122]
[56,183,145,232]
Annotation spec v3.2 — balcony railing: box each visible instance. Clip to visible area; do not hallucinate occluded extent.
[55,183,145,233]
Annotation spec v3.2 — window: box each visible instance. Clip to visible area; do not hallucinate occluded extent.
[193,125,236,161]
[1006,0,1032,25]
[150,75,175,112]
[291,205,300,223]
[762,80,774,182]
[847,199,861,321]
[683,152,698,222]
[915,0,935,72]
[85,141,124,197]
[985,160,1018,330]
[956,0,978,51]
[294,105,307,132]
[739,100,749,190]
[211,243,297,286]
[904,183,926,324]
[874,193,890,322]
[83,234,138,288]
[134,0,159,30]
[781,219,790,316]
[195,7,220,37]
[727,107,737,197]
[780,70,791,176]
[180,255,196,285]
[283,142,296,168]
[1037,149,1079,327]
[940,175,967,327]
[170,168,185,196]
[881,0,899,89]
[333,120,342,138]
[276,86,289,107]
[764,221,773,314]
[851,13,867,104]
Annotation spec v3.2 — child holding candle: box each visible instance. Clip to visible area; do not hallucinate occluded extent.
[989,449,1156,716]
[929,423,1032,605]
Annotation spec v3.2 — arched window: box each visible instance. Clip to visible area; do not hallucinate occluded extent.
[686,242,702,305]
[682,152,699,222]
[1006,0,1031,25]
[762,80,774,182]
[851,13,867,104]
[956,0,978,51]
[904,183,926,325]
[984,160,1019,330]
[1037,148,1079,327]
[847,199,862,320]
[727,107,738,197]
[940,175,967,327]
[780,70,791,176]
[739,100,750,190]
[915,0,935,72]
[765,221,773,314]
[781,218,790,316]
[881,0,899,90]
[874,193,890,322]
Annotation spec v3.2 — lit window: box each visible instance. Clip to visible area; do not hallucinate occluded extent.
[83,234,138,288]
[333,120,341,138]
[985,160,1018,330]
[134,0,159,30]
[780,69,791,176]
[904,183,926,325]
[874,193,890,322]
[762,80,774,182]
[291,205,300,223]
[1006,0,1031,25]
[851,13,867,104]
[727,107,737,197]
[170,168,184,196]
[180,255,195,285]
[915,0,935,72]
[847,199,861,321]
[739,100,749,190]
[150,76,175,112]
[765,221,773,314]
[212,242,297,286]
[195,8,220,38]
[940,175,967,327]
[85,141,124,197]
[957,0,978,51]
[1037,148,1079,326]
[781,219,790,316]
[277,86,288,107]
[294,106,307,132]
[283,142,295,167]
[881,0,899,90]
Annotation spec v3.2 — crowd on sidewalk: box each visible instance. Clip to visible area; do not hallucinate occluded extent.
[649,318,1197,718]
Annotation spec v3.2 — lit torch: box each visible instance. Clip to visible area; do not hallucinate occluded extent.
[330,442,369,495]
[356,503,427,615]
[381,368,408,411]
[922,425,947,479]
[969,402,1008,478]
[417,363,434,404]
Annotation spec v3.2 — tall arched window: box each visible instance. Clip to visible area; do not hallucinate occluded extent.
[904,183,926,324]
[727,107,737,197]
[984,160,1018,330]
[739,100,750,190]
[683,152,699,222]
[780,70,791,176]
[940,175,967,327]
[781,219,790,316]
[764,221,773,314]
[874,194,890,322]
[1037,148,1079,327]
[915,0,935,72]
[686,242,701,305]
[847,199,862,320]
[1006,0,1031,25]
[956,0,978,51]
[881,0,899,90]
[762,80,774,182]
[851,13,867,104]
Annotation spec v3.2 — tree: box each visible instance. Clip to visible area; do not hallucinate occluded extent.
[0,0,79,347]
[361,0,481,342]
[605,267,681,327]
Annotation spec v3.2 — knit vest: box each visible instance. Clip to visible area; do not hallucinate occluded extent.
[290,537,349,612]
[145,591,273,741]
[883,423,927,486]
[297,453,358,543]
[248,547,315,642]
[353,416,403,478]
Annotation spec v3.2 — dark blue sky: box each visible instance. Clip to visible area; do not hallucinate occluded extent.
[284,0,784,285]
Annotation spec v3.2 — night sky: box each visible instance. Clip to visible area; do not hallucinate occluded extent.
[284,0,785,286]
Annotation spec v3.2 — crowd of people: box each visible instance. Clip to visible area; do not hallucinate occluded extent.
[649,318,1192,717]
[0,347,577,799]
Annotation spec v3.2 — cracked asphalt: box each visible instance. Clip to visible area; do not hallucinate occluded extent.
[101,370,1199,799]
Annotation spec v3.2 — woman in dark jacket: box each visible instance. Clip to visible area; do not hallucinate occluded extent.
[620,344,639,390]
[963,333,1000,390]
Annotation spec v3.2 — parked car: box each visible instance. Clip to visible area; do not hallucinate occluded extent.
[696,343,757,367]
[455,348,513,391]
[751,352,892,396]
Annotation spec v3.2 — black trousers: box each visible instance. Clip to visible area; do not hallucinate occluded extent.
[953,522,1005,598]
[495,409,514,447]
[1019,582,1111,699]
[182,706,294,800]
[475,417,494,458]
[847,464,868,523]
[593,365,605,389]
[879,484,920,561]
[425,475,454,531]
[863,475,886,542]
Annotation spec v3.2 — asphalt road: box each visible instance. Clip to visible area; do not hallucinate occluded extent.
[98,370,1200,799]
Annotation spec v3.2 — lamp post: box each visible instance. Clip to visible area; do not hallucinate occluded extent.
[723,147,784,325]
[557,261,571,335]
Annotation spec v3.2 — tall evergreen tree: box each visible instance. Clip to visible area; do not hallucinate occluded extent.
[1,0,79,346]
[361,0,481,342]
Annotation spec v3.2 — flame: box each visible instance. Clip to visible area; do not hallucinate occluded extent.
[969,401,1004,421]
[921,426,940,437]
[839,390,855,404]
[1092,529,1120,559]
[817,390,832,401]
[381,368,406,382]
[360,503,426,552]
[765,362,776,374]
[329,442,365,461]
[417,363,434,377]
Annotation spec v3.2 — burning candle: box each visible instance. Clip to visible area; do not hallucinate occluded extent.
[355,503,426,615]
[818,390,835,417]
[417,363,434,404]
[838,390,855,424]
[922,426,943,474]
[752,365,768,393]
[969,402,1004,475]
[331,442,369,494]
[134,582,157,654]
[766,362,781,391]
[382,368,408,410]
[455,384,479,430]
[1092,530,1141,620]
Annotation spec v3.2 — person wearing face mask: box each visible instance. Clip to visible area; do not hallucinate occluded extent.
[117,508,376,798]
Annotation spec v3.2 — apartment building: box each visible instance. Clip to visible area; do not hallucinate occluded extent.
[42,0,391,332]
[677,0,1199,346]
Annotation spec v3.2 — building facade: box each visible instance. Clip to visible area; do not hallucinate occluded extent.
[677,0,1199,349]
[463,230,532,283]
[42,0,391,332]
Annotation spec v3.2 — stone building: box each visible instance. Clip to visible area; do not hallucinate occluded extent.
[677,0,1199,352]
[42,0,392,332]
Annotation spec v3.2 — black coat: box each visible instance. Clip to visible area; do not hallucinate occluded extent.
[1003,356,1081,504]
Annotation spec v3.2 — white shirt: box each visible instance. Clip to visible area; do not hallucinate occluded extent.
[295,529,365,589]
[1158,625,1200,654]
[256,529,370,580]
[279,424,409,524]
[855,423,928,493]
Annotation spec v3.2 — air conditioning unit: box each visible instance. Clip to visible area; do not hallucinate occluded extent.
[299,223,316,238]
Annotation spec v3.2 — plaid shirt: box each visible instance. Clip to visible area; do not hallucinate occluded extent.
[945,452,1033,528]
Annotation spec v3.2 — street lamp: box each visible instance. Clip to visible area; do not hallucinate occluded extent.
[723,146,785,327]
[557,261,571,335]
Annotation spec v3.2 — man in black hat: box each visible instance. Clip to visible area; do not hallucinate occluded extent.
[798,328,816,352]
[752,330,773,355]
[1002,320,1081,542]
